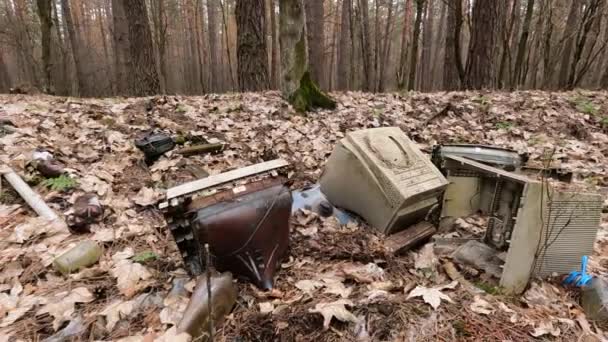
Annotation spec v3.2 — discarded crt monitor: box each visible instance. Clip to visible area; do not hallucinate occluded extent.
[160,159,292,290]
[320,127,448,235]
[431,144,526,171]
[439,155,602,294]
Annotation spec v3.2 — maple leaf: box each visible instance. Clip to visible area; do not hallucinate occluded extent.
[407,281,458,310]
[309,299,359,330]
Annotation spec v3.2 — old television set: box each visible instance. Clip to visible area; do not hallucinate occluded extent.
[320,127,449,235]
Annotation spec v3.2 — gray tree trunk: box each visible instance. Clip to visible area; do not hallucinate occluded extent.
[207,0,220,92]
[337,0,352,90]
[236,0,270,91]
[305,0,325,88]
[558,0,581,88]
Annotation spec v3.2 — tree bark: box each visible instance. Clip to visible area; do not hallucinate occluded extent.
[337,0,352,90]
[513,0,535,87]
[207,0,220,92]
[305,0,325,88]
[111,0,129,95]
[36,0,53,93]
[407,0,424,90]
[397,0,412,89]
[420,0,434,91]
[378,0,394,92]
[236,0,270,91]
[465,0,501,89]
[270,0,280,89]
[358,0,374,91]
[279,0,335,112]
[121,0,160,96]
[443,0,462,90]
[567,0,605,89]
[61,0,88,96]
[558,0,581,88]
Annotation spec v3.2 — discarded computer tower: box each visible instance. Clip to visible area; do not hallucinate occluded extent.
[160,159,292,290]
[320,127,449,235]
[439,155,602,294]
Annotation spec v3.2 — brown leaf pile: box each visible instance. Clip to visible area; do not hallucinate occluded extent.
[0,90,607,341]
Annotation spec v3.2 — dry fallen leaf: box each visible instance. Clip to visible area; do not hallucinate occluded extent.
[340,263,385,283]
[407,281,458,310]
[36,287,94,331]
[309,299,359,330]
[132,187,162,206]
[259,302,274,314]
[110,248,153,298]
[530,320,561,337]
[469,296,494,315]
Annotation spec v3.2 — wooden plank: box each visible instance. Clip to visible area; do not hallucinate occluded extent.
[166,159,289,200]
[384,221,436,255]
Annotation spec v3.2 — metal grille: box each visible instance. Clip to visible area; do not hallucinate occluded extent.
[533,196,602,277]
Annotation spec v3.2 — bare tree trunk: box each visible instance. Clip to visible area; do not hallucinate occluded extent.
[378,0,394,92]
[558,0,581,88]
[541,0,555,88]
[397,0,411,89]
[208,0,220,92]
[305,0,325,88]
[337,0,352,90]
[431,1,447,90]
[270,0,280,89]
[111,0,129,95]
[280,0,335,112]
[443,0,462,90]
[357,0,374,91]
[0,53,11,92]
[121,0,160,96]
[61,0,88,96]
[498,0,519,88]
[407,0,424,90]
[420,0,434,91]
[195,0,206,92]
[513,0,535,87]
[465,0,501,89]
[236,0,269,91]
[568,0,605,88]
[36,0,53,92]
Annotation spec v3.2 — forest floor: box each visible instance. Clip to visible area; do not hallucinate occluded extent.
[0,90,608,341]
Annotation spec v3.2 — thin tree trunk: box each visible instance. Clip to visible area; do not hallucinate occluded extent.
[196,0,207,93]
[358,0,374,91]
[498,0,519,88]
[420,0,434,91]
[513,0,535,87]
[219,0,237,91]
[558,0,581,88]
[36,0,53,92]
[431,1,447,90]
[541,0,555,88]
[111,0,129,95]
[61,0,88,96]
[208,0,220,92]
[397,0,411,89]
[568,0,605,88]
[378,0,394,92]
[408,0,424,90]
[443,0,462,90]
[337,0,352,90]
[270,0,279,89]
[121,0,160,96]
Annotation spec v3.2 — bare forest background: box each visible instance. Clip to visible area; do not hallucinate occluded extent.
[2,0,608,97]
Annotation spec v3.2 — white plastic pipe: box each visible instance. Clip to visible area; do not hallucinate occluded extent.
[1,166,59,221]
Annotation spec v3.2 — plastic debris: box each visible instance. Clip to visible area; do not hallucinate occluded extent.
[176,272,237,340]
[53,240,102,274]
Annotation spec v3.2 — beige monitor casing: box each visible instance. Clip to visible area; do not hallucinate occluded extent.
[320,127,448,235]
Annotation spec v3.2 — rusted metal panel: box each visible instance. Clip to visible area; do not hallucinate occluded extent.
[164,178,292,290]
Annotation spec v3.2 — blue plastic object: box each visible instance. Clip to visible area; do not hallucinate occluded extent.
[563,256,593,287]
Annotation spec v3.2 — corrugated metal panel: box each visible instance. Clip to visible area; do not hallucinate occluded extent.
[533,194,602,277]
